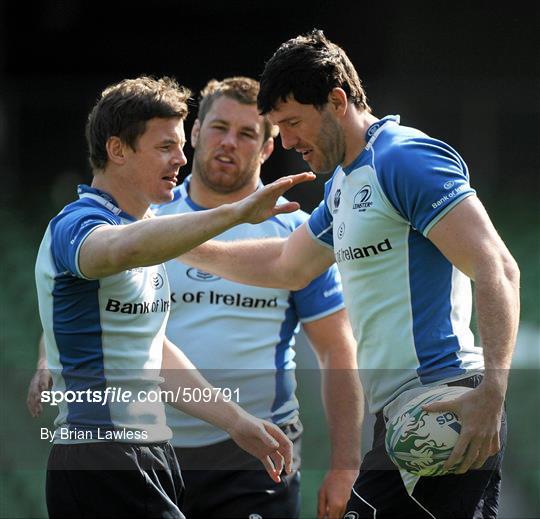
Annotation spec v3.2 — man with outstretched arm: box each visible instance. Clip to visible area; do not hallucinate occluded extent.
[180,31,520,518]
[34,75,311,518]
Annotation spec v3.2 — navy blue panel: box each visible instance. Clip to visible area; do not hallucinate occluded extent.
[271,295,299,423]
[53,274,114,434]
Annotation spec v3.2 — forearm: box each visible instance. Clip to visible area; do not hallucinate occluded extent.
[475,256,520,396]
[180,237,301,289]
[181,223,334,290]
[37,332,47,369]
[304,311,363,468]
[161,338,247,432]
[321,361,363,469]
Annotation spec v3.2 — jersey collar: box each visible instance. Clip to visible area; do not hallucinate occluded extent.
[180,176,206,211]
[77,184,136,221]
[342,114,400,175]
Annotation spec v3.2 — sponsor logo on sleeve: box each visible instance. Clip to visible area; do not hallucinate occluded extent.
[431,184,469,209]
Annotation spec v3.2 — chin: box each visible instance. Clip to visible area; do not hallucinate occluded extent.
[155,191,174,204]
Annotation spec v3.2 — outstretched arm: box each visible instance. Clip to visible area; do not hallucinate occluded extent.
[181,223,336,290]
[423,195,520,473]
[79,173,315,278]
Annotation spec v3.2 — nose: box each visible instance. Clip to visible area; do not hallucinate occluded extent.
[220,129,238,150]
[279,128,297,150]
[173,147,188,168]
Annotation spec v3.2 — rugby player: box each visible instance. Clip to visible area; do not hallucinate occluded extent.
[154,76,362,519]
[33,75,311,518]
[179,31,520,518]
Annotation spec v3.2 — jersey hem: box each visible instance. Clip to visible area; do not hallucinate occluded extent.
[300,302,346,323]
[75,223,110,280]
[306,221,334,251]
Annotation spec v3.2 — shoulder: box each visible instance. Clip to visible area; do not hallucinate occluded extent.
[374,124,467,177]
[52,198,120,231]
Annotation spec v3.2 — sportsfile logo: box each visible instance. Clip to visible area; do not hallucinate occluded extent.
[335,238,392,263]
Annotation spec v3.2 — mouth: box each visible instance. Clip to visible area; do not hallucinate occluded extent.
[297,149,313,161]
[161,173,178,186]
[214,153,236,166]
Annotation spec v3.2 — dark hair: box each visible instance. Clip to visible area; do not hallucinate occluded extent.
[258,29,370,114]
[198,76,277,142]
[86,76,191,171]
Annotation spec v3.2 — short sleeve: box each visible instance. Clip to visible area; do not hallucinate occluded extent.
[292,264,345,322]
[51,209,117,279]
[377,137,476,236]
[307,199,334,249]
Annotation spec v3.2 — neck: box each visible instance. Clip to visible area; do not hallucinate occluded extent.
[342,109,379,169]
[91,170,147,220]
[188,170,260,209]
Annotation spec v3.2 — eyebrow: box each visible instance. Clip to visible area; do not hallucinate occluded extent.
[274,116,298,125]
[211,118,259,134]
[161,138,186,146]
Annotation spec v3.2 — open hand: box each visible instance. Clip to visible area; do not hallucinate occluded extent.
[235,172,315,224]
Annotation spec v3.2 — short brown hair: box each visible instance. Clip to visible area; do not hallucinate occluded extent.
[86,76,191,171]
[258,29,370,114]
[197,77,277,142]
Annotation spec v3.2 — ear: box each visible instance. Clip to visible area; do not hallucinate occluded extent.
[191,119,201,148]
[105,136,127,166]
[260,138,274,164]
[328,87,348,117]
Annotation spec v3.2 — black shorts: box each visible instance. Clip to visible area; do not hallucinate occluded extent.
[174,420,303,519]
[344,375,506,519]
[46,441,185,518]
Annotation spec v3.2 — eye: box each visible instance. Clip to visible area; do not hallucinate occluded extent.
[289,120,300,128]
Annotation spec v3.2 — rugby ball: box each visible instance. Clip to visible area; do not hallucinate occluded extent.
[385,386,471,476]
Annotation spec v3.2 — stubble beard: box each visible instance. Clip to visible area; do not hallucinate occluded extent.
[193,147,259,195]
[314,111,346,175]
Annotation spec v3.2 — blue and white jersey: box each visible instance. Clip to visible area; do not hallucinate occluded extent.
[35,185,172,444]
[155,177,345,447]
[308,115,484,413]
